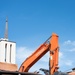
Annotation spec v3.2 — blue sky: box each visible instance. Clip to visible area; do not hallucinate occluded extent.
[0,0,75,74]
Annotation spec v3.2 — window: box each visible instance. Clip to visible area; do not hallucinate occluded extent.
[5,44,7,62]
[10,44,12,63]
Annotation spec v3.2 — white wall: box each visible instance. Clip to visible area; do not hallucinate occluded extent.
[0,40,16,64]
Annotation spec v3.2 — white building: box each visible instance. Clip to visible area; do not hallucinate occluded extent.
[0,18,17,71]
[0,39,16,64]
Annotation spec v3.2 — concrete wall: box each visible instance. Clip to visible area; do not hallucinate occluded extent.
[0,62,18,71]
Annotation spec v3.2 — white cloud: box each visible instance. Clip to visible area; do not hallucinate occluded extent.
[59,54,73,67]
[64,40,71,45]
[16,47,33,68]
[64,40,75,46]
[65,60,73,66]
[59,52,63,58]
[69,48,75,52]
[62,40,75,52]
[16,47,31,60]
[59,40,75,71]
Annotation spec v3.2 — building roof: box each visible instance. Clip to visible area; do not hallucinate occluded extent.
[0,70,41,75]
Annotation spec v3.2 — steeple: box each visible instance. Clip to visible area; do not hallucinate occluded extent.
[4,17,8,40]
[0,17,17,68]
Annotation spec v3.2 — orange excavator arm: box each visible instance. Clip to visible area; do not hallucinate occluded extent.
[50,33,59,75]
[19,33,59,75]
[40,33,59,75]
[19,37,50,72]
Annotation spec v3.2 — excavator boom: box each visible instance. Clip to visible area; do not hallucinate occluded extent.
[19,33,59,75]
[19,37,50,72]
[50,33,59,75]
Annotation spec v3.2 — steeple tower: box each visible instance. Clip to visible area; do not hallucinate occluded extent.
[0,17,17,71]
[4,17,8,40]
